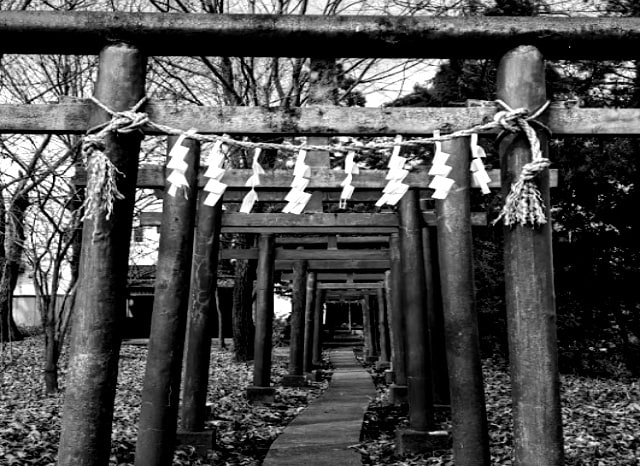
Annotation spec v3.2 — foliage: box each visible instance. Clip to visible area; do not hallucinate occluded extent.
[0,337,328,465]
[354,358,640,465]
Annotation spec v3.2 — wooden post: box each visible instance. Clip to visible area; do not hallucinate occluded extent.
[376,287,391,369]
[422,226,450,405]
[306,58,336,212]
[180,185,222,432]
[387,234,408,405]
[383,271,394,386]
[368,294,380,356]
[361,296,376,362]
[247,234,276,402]
[283,259,307,386]
[135,135,200,466]
[436,136,490,465]
[57,43,146,466]
[303,271,317,373]
[497,45,564,466]
[312,287,324,366]
[371,294,381,355]
[398,189,433,431]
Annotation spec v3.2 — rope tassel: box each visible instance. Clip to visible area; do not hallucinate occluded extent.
[493,100,551,228]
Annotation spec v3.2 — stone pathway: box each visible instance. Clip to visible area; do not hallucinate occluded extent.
[262,348,376,466]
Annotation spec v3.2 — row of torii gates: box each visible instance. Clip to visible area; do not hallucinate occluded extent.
[4,11,640,466]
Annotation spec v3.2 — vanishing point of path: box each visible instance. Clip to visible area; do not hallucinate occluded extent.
[263,348,376,466]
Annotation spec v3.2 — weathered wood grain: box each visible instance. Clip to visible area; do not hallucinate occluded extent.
[252,234,276,388]
[280,272,385,281]
[498,46,564,466]
[1,12,640,59]
[220,248,389,261]
[276,235,389,245]
[4,103,640,135]
[75,166,558,190]
[275,259,389,271]
[436,136,490,465]
[57,43,146,466]
[317,282,384,289]
[139,211,488,230]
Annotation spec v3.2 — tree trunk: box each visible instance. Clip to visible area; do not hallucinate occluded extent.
[0,188,29,343]
[44,322,58,393]
[232,257,256,362]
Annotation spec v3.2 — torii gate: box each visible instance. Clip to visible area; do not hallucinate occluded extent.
[5,11,635,466]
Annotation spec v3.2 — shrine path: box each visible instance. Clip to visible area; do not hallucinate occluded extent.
[263,348,376,466]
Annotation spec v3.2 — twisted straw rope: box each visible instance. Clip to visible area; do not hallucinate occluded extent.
[87,95,537,154]
[82,95,551,228]
[493,100,551,227]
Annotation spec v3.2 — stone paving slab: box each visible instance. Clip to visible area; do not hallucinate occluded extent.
[262,349,375,466]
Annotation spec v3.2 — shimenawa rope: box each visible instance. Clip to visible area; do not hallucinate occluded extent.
[81,95,552,228]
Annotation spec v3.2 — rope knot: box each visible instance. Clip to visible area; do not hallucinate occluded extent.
[493,107,528,132]
[493,99,552,228]
[80,96,147,238]
[520,158,551,182]
[110,110,150,133]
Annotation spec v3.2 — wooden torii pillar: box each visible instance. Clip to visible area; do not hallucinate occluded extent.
[302,271,318,379]
[247,234,277,403]
[311,286,325,367]
[376,286,391,370]
[282,258,308,386]
[421,222,450,406]
[57,43,146,466]
[395,189,437,455]
[135,136,200,466]
[436,136,490,465]
[498,45,563,466]
[178,194,223,450]
[387,234,408,405]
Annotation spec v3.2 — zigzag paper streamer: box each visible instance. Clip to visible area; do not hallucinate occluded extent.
[429,130,455,200]
[340,151,359,209]
[202,138,229,206]
[283,148,312,214]
[470,133,491,194]
[377,136,410,206]
[166,128,197,198]
[240,188,258,213]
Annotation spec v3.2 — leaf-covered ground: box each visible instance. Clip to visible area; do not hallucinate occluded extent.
[2,337,640,465]
[356,357,640,465]
[0,337,328,466]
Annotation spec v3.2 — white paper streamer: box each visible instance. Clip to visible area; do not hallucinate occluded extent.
[377,136,410,206]
[283,189,311,214]
[206,139,227,168]
[283,148,312,215]
[429,175,455,199]
[470,133,487,158]
[204,178,227,195]
[166,128,197,198]
[240,188,258,213]
[201,138,229,206]
[470,133,491,194]
[428,130,456,200]
[204,191,224,207]
[290,176,310,192]
[339,151,360,209]
[345,151,359,175]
